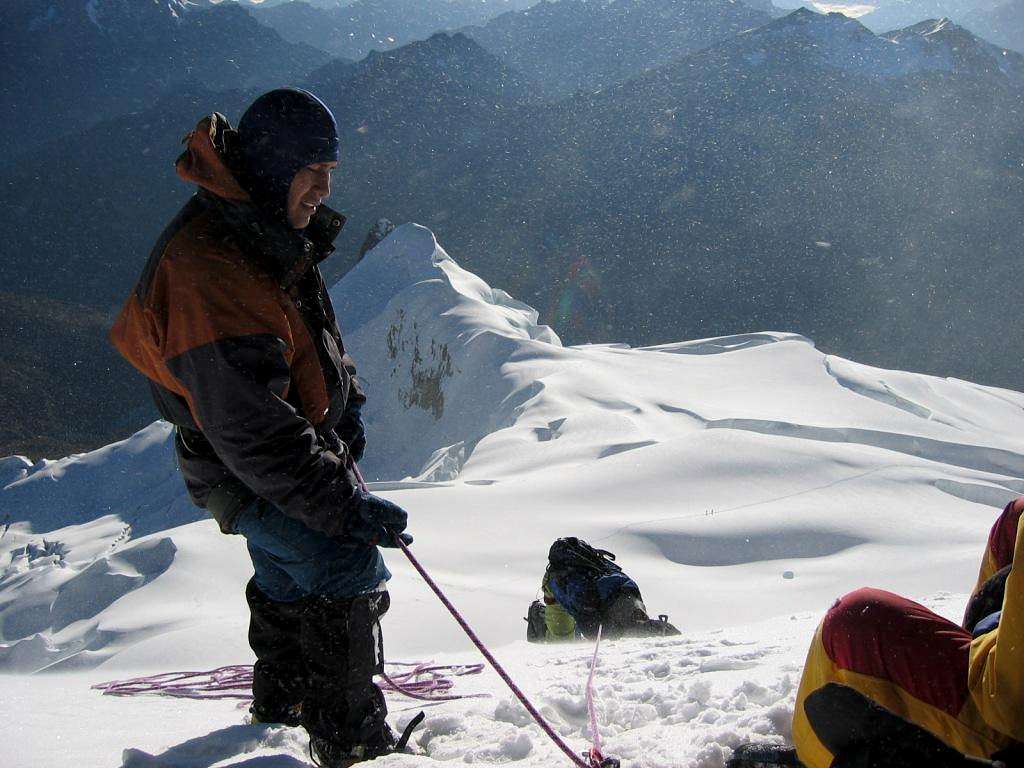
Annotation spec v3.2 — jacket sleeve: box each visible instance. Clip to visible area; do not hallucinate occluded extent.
[342,350,366,408]
[970,498,1024,597]
[156,253,355,536]
[968,517,1024,740]
[335,351,366,440]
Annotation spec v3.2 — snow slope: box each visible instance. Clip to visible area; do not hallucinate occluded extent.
[2,224,1021,767]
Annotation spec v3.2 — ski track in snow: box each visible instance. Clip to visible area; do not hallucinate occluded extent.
[1,224,1018,767]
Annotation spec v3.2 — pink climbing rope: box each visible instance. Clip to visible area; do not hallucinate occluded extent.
[586,626,608,767]
[94,661,486,702]
[94,665,254,700]
[353,464,608,768]
[98,466,613,766]
[379,661,489,702]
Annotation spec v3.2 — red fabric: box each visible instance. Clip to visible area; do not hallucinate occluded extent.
[821,588,973,717]
[988,498,1024,571]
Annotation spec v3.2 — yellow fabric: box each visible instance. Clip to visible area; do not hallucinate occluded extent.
[793,512,1023,766]
[541,573,576,640]
[792,624,1009,768]
[973,547,1002,597]
[968,518,1024,741]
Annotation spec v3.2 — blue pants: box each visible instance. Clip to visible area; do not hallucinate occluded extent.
[235,499,390,602]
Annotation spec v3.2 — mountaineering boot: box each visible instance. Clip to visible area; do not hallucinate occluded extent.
[602,592,681,639]
[301,591,394,765]
[309,725,396,768]
[600,591,650,639]
[246,579,308,726]
[311,712,423,764]
[643,613,681,637]
[726,743,804,768]
[309,701,405,766]
[248,701,302,728]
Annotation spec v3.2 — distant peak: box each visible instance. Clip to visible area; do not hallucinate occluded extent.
[884,15,990,50]
[762,6,872,36]
[785,7,818,20]
[891,16,966,38]
[773,7,865,26]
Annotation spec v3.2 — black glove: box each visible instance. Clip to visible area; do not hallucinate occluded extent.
[345,491,412,548]
[963,565,1010,634]
[336,406,366,464]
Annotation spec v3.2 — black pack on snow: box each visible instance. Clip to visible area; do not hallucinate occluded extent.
[545,537,648,637]
[547,537,623,578]
[525,600,546,643]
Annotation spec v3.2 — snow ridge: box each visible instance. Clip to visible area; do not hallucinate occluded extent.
[3,224,1023,767]
[336,224,562,481]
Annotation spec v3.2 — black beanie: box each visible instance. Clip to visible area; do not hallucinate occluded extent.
[233,88,340,222]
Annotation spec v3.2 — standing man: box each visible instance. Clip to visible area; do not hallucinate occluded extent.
[111,89,411,767]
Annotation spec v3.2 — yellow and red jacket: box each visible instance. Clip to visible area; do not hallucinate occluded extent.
[967,497,1024,744]
[111,114,364,536]
[794,499,1024,766]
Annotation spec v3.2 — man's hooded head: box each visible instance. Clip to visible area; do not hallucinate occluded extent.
[230,88,340,224]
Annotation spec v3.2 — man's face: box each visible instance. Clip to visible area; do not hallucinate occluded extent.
[286,161,338,229]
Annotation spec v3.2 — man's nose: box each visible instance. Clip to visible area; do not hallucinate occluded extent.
[315,170,332,198]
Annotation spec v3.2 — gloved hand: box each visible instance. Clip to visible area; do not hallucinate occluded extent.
[336,408,366,464]
[345,491,412,548]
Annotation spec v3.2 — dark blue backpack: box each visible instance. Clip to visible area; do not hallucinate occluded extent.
[546,538,639,622]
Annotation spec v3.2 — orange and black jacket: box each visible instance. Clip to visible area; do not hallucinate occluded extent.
[111,114,364,536]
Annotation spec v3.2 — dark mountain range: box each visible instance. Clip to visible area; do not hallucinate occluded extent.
[0,33,518,308]
[252,0,536,59]
[461,0,773,100]
[0,32,519,456]
[0,291,148,460]
[0,82,254,458]
[307,33,529,133]
[326,11,1024,387]
[304,32,532,284]
[884,15,1024,72]
[962,0,1024,53]
[849,0,1020,45]
[0,1,328,158]
[2,83,252,306]
[3,11,1024,458]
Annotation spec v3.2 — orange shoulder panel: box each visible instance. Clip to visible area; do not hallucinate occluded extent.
[110,292,186,397]
[154,225,295,362]
[110,212,296,416]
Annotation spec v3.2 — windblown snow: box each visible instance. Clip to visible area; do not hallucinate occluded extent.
[3,224,1021,767]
